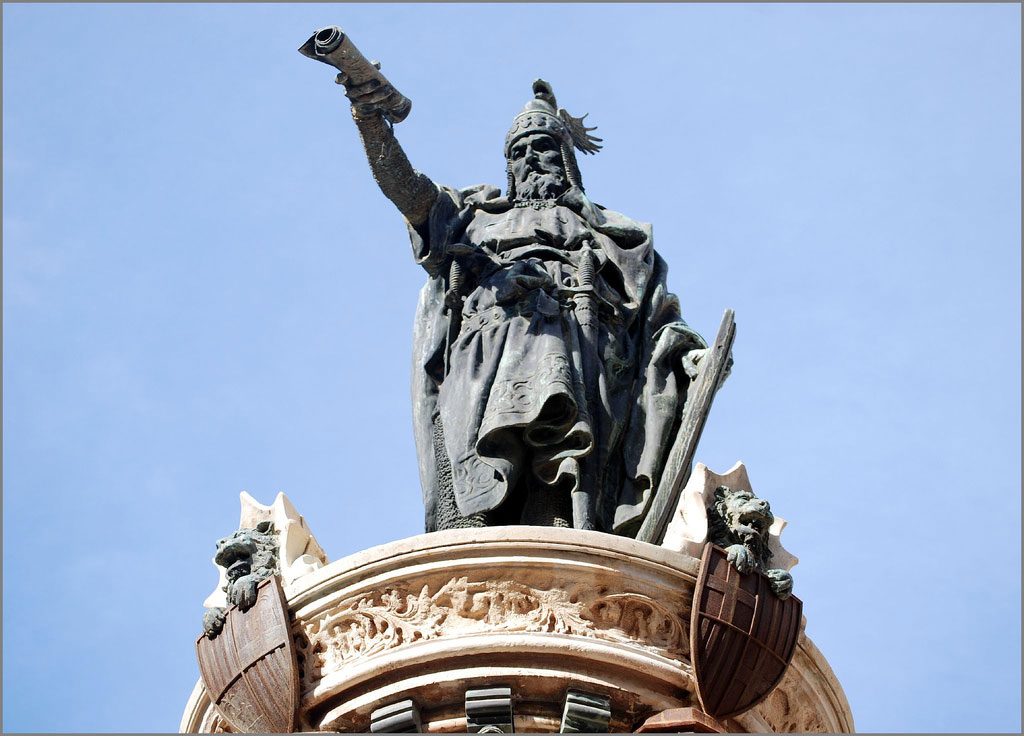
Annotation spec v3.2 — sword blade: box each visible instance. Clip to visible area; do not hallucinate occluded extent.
[636,308,736,544]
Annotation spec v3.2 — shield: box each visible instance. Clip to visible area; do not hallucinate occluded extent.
[195,576,299,733]
[689,543,802,719]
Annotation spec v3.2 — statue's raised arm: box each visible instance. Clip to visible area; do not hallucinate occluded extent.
[300,27,437,227]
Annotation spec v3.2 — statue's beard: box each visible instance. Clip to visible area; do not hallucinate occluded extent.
[515,169,568,201]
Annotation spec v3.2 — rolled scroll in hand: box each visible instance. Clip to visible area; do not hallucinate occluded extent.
[298,26,412,124]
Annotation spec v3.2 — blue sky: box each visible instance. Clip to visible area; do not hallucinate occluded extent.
[3,3,1020,733]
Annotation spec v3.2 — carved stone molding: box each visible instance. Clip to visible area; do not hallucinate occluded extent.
[181,528,853,733]
[295,576,690,694]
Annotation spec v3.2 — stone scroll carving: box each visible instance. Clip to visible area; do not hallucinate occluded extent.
[294,576,690,692]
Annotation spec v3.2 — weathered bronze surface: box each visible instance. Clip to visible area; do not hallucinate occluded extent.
[637,309,735,544]
[706,485,794,599]
[202,520,280,638]
[690,544,802,720]
[298,27,411,124]
[302,29,727,537]
[195,576,299,733]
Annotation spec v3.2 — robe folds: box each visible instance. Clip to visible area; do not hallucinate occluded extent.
[409,183,705,536]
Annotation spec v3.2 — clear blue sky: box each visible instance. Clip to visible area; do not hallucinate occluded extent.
[3,3,1020,733]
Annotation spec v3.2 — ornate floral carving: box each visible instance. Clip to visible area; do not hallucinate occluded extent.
[294,575,689,691]
[759,666,828,733]
[296,585,445,686]
[581,592,688,654]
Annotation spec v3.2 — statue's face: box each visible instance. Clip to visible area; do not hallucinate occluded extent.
[509,132,567,200]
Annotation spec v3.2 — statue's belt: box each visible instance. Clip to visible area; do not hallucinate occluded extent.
[459,292,620,336]
[460,302,556,335]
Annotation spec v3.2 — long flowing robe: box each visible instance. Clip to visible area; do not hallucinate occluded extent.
[409,183,705,535]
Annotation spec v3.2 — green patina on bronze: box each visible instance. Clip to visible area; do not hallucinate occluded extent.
[707,485,794,599]
[202,521,280,638]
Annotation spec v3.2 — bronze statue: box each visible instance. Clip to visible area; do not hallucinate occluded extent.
[303,29,716,536]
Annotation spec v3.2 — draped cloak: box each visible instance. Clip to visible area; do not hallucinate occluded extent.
[409,183,706,536]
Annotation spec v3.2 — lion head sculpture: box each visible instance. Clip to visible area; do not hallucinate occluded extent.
[707,485,793,599]
[202,520,279,638]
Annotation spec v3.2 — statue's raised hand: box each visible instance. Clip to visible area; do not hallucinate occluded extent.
[335,62,396,118]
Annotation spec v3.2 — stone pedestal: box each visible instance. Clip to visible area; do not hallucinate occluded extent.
[181,528,853,733]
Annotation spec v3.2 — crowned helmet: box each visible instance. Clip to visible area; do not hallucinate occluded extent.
[505,79,602,197]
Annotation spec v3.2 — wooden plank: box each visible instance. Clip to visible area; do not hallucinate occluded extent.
[637,309,735,545]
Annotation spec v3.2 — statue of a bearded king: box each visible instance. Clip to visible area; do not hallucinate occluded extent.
[339,74,711,537]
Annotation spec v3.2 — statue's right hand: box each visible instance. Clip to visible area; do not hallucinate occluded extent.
[335,63,395,118]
